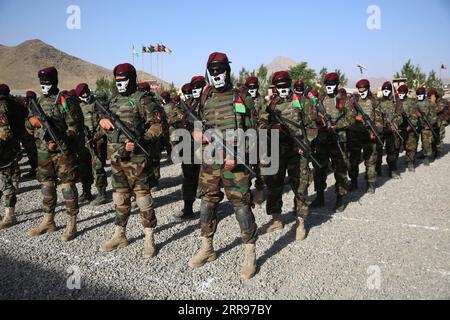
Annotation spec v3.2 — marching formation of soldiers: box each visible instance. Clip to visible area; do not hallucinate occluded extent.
[0,51,449,280]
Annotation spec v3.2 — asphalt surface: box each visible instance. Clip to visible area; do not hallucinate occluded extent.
[0,128,449,300]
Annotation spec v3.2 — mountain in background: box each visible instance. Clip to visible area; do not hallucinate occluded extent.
[0,39,169,93]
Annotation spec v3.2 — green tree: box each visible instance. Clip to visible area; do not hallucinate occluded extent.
[238,67,250,85]
[256,64,269,96]
[394,59,426,90]
[94,77,116,100]
[287,62,317,89]
[425,70,443,90]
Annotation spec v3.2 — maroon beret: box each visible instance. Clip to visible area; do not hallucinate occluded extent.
[272,71,291,85]
[137,82,151,92]
[324,72,339,84]
[173,95,181,103]
[427,88,438,98]
[207,52,230,66]
[75,83,90,96]
[416,87,426,95]
[160,91,171,100]
[338,88,347,95]
[0,84,10,95]
[382,81,392,90]
[356,79,370,89]
[68,89,78,97]
[26,90,37,99]
[113,63,137,78]
[191,76,206,86]
[181,83,192,94]
[245,76,259,87]
[38,67,58,80]
[397,84,408,93]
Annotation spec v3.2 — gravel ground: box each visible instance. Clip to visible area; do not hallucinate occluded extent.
[0,128,449,300]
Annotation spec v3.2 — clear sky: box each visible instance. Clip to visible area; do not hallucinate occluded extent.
[0,0,449,86]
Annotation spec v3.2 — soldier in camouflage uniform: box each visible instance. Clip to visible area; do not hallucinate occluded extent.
[188,52,258,279]
[0,84,21,230]
[258,71,317,239]
[160,91,173,163]
[75,83,110,205]
[99,63,163,259]
[167,76,205,220]
[310,73,352,212]
[137,82,163,192]
[397,84,419,172]
[428,88,449,159]
[415,87,438,166]
[347,79,382,194]
[22,91,39,179]
[244,76,266,205]
[26,67,82,241]
[376,82,404,178]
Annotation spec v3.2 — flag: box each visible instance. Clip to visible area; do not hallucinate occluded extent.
[441,64,447,71]
[149,45,157,53]
[59,95,69,111]
[164,45,172,54]
[234,97,246,113]
[142,46,150,53]
[291,94,303,109]
[132,45,139,57]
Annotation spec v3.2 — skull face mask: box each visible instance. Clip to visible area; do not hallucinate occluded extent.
[248,89,258,98]
[276,86,291,98]
[383,89,392,97]
[326,85,337,95]
[192,88,203,99]
[398,93,406,100]
[211,71,227,88]
[116,78,130,93]
[184,93,193,100]
[41,84,53,95]
[359,89,369,99]
[417,94,425,101]
[80,95,90,103]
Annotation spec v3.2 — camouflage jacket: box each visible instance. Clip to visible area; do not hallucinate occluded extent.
[80,96,105,141]
[436,98,450,123]
[251,95,266,125]
[415,99,438,126]
[350,95,383,133]
[318,95,354,131]
[259,93,317,145]
[105,91,163,161]
[378,96,403,129]
[25,91,84,153]
[0,95,20,168]
[399,98,419,127]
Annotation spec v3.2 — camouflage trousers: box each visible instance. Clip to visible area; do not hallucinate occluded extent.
[182,163,200,201]
[420,128,434,157]
[265,146,312,219]
[111,156,156,228]
[404,130,418,163]
[0,162,18,208]
[148,158,161,188]
[37,150,79,216]
[347,130,378,183]
[253,165,265,191]
[197,163,257,244]
[313,134,348,196]
[78,146,107,189]
[377,132,401,171]
[433,119,446,154]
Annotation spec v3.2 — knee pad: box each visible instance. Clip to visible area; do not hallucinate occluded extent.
[199,201,215,224]
[235,206,255,231]
[113,192,130,206]
[42,182,56,198]
[62,185,78,201]
[136,195,153,211]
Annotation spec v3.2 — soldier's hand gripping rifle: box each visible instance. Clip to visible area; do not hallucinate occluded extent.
[177,99,256,176]
[417,109,438,140]
[381,111,404,144]
[83,126,96,158]
[95,100,151,159]
[265,106,322,168]
[315,99,348,162]
[352,100,384,146]
[30,99,66,147]
[401,111,419,136]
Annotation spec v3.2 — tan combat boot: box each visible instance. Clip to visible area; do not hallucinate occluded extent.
[0,208,17,230]
[61,215,77,242]
[295,217,307,241]
[27,213,57,237]
[259,214,284,234]
[143,227,157,258]
[240,243,257,279]
[188,237,217,268]
[100,226,129,252]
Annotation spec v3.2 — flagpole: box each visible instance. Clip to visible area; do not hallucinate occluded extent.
[132,44,135,67]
